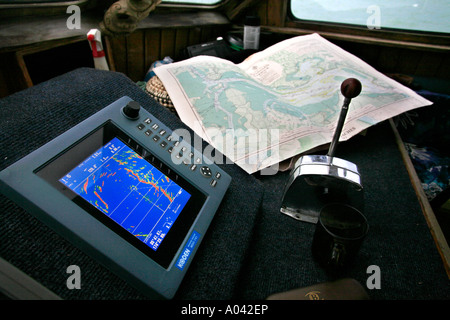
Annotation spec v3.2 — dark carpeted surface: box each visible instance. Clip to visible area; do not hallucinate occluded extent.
[0,68,448,300]
[0,68,263,300]
[237,121,450,300]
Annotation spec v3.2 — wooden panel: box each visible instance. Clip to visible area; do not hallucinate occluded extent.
[0,12,99,53]
[0,52,30,98]
[188,27,202,46]
[200,26,214,43]
[96,9,231,82]
[393,49,421,75]
[108,35,128,76]
[104,37,116,72]
[126,30,146,82]
[160,28,176,60]
[144,28,162,71]
[256,1,268,26]
[266,0,286,27]
[175,28,190,60]
[376,47,401,74]
[415,52,444,77]
[435,54,450,79]
[139,11,229,29]
[223,0,264,21]
[0,65,9,98]
[108,24,230,82]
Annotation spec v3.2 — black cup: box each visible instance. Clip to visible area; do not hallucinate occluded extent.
[312,203,368,273]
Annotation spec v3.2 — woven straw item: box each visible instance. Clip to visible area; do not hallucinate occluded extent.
[145,75,177,114]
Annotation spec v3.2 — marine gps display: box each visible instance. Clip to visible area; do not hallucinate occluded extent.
[0,96,231,299]
[59,137,192,254]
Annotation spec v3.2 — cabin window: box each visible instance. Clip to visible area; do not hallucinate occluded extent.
[0,0,223,4]
[0,0,77,3]
[290,0,450,34]
[162,0,222,5]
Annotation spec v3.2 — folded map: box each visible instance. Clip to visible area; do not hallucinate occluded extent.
[155,33,432,174]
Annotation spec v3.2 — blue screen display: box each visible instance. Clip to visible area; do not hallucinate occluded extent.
[59,137,191,251]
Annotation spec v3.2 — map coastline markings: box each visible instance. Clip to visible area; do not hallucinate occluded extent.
[155,34,432,173]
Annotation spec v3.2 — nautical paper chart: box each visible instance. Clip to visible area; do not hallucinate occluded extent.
[155,33,431,174]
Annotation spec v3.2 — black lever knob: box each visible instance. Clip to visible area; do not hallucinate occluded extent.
[122,101,140,119]
[327,78,362,157]
[341,78,362,99]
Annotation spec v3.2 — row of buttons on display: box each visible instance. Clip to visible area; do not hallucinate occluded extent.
[137,118,221,187]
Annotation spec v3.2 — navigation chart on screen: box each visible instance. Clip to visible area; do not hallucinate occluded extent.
[59,137,191,251]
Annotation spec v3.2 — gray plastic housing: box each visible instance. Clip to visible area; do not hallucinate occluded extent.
[0,96,231,299]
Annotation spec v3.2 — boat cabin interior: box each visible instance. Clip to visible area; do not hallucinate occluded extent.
[0,0,449,303]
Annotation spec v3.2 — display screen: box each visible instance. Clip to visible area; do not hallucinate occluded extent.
[59,137,191,251]
[36,121,206,268]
